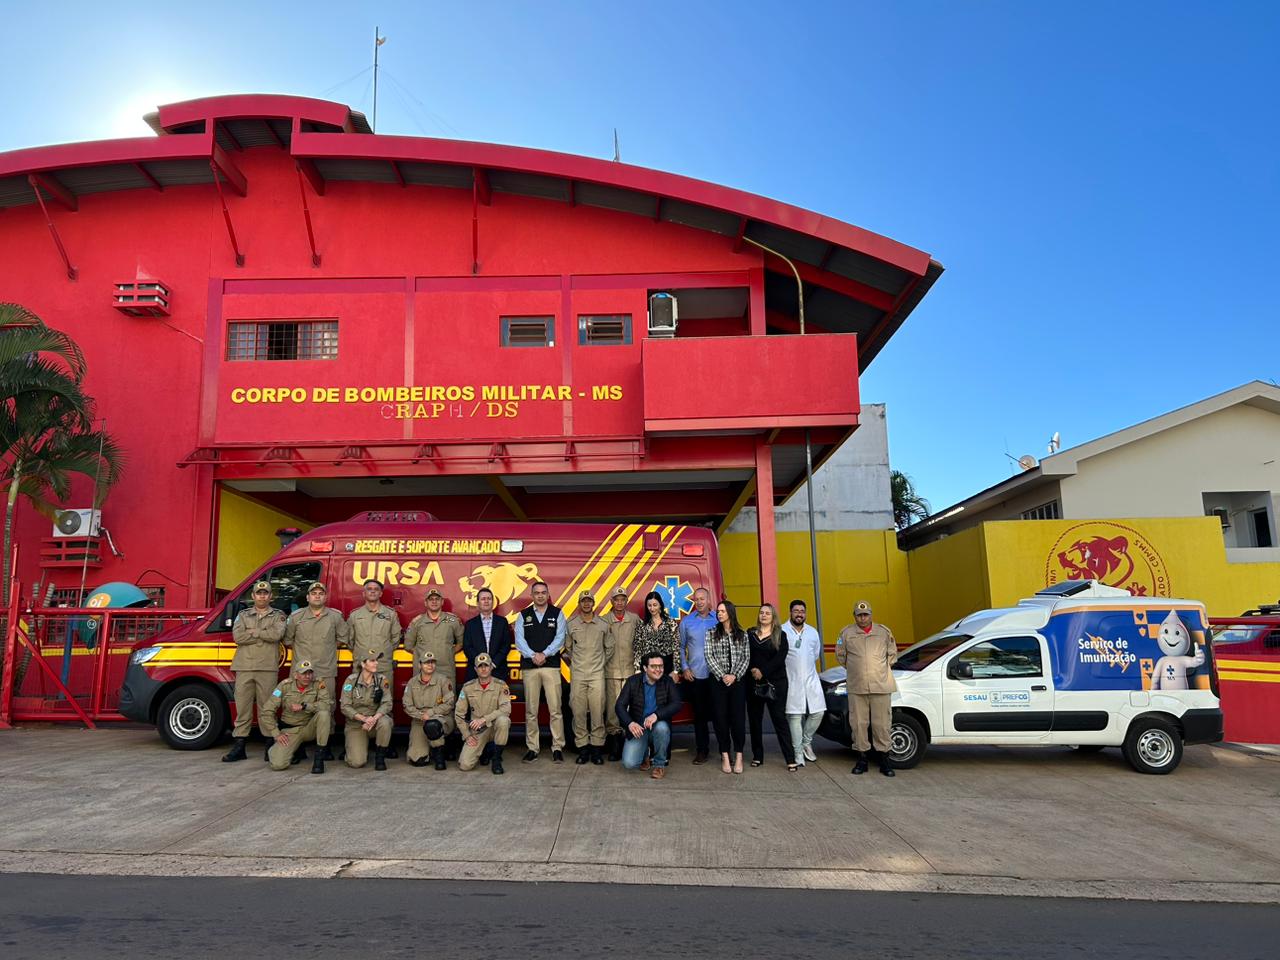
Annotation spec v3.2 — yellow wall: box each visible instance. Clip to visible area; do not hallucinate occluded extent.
[723,517,1280,649]
[214,488,315,592]
[720,529,915,645]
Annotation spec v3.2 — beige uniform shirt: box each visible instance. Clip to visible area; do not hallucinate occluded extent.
[230,606,286,672]
[454,676,512,728]
[404,612,463,672]
[340,671,393,721]
[284,606,349,677]
[345,605,402,671]
[604,610,641,680]
[565,614,614,680]
[261,676,333,737]
[838,622,899,695]
[402,673,456,722]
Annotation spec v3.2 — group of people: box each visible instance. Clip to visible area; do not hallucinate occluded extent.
[222,575,902,780]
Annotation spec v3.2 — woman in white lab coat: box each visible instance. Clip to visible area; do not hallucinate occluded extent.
[782,600,826,766]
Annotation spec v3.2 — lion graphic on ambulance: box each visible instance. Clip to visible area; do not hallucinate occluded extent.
[459,561,541,615]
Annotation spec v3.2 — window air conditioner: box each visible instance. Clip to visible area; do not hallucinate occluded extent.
[1209,507,1230,529]
[53,508,102,538]
[647,292,678,338]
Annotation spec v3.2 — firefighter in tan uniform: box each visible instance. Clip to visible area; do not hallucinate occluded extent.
[262,661,333,774]
[564,589,614,765]
[455,653,511,774]
[284,581,348,760]
[837,600,899,777]
[603,587,641,761]
[403,651,456,769]
[404,588,464,673]
[221,581,286,763]
[340,650,394,770]
[345,578,402,757]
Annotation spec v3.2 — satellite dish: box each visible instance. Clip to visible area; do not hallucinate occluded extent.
[1017,455,1038,471]
[1047,432,1061,454]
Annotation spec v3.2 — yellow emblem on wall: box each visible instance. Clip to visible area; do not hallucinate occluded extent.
[1045,521,1171,597]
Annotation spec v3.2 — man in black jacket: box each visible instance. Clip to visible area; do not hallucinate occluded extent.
[615,652,682,779]
[462,588,513,681]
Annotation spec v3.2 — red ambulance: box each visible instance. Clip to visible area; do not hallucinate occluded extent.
[119,512,721,750]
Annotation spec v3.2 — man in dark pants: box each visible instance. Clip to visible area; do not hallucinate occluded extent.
[615,653,682,780]
[678,587,716,764]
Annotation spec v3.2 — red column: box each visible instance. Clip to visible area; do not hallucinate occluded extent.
[755,438,778,606]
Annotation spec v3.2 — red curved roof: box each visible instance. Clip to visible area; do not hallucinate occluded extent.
[0,93,942,364]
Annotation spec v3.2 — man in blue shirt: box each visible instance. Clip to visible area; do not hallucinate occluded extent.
[513,580,567,762]
[678,587,716,764]
[615,653,682,779]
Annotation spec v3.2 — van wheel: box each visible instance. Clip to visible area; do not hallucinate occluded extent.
[887,713,927,769]
[1122,716,1182,774]
[157,684,227,751]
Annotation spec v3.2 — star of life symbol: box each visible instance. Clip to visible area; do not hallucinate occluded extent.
[653,576,695,617]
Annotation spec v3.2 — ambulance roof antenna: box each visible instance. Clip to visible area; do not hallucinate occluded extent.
[1048,431,1061,455]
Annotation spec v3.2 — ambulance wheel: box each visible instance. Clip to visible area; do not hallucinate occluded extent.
[886,713,927,769]
[1122,716,1182,774]
[157,684,227,751]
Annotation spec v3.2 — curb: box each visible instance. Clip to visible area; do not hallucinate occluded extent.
[2,851,1278,904]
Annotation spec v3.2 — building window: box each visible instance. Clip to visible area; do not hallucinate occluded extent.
[1021,500,1060,521]
[226,320,338,361]
[50,587,87,608]
[141,586,166,607]
[578,314,632,346]
[501,316,555,347]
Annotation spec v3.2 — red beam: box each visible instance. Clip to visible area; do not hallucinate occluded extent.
[210,160,245,267]
[28,178,77,280]
[858,273,920,371]
[210,141,247,197]
[27,172,77,212]
[474,168,491,205]
[295,164,322,268]
[755,438,778,604]
[733,216,749,253]
[216,120,242,151]
[133,162,163,191]
[764,256,895,313]
[765,309,832,335]
[389,159,406,187]
[296,157,325,197]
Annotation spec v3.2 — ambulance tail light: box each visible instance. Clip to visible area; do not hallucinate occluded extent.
[681,544,705,557]
[309,541,334,553]
[500,540,524,553]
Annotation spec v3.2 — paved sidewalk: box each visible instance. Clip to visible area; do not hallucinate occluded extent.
[1,727,1278,902]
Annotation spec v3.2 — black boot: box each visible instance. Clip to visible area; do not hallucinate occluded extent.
[851,752,868,775]
[385,743,399,760]
[264,742,272,761]
[221,738,247,762]
[479,741,492,766]
[311,752,325,775]
[432,746,447,771]
[374,747,388,771]
[320,744,334,761]
[576,746,591,765]
[879,754,896,777]
[608,734,623,762]
[291,744,308,765]
[491,745,505,775]
[591,744,604,765]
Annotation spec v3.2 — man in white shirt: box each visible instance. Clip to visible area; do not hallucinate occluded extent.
[781,599,826,766]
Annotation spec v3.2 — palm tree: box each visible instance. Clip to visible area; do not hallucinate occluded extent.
[890,470,931,530]
[0,303,123,602]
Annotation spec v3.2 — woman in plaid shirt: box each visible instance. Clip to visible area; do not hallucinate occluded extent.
[706,599,750,774]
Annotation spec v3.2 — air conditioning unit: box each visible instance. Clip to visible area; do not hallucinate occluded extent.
[53,509,101,538]
[647,292,678,338]
[1209,507,1230,529]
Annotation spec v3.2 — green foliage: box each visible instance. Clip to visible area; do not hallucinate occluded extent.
[890,470,931,530]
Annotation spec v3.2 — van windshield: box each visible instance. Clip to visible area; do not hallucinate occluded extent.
[894,633,971,672]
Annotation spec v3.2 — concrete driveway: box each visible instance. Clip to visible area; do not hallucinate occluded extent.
[1,727,1277,902]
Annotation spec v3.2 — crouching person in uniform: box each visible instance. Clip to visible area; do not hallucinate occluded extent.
[263,661,333,774]
[341,650,393,771]
[403,651,455,770]
[455,653,511,774]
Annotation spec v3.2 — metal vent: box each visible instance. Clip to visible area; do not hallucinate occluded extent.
[501,316,554,347]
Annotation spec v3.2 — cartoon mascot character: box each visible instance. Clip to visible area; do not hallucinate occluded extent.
[1149,610,1204,691]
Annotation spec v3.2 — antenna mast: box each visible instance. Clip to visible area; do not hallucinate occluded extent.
[372,27,384,132]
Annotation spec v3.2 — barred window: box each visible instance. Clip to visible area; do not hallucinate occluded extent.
[1021,500,1061,521]
[226,320,338,361]
[50,587,87,608]
[578,314,632,346]
[501,316,555,347]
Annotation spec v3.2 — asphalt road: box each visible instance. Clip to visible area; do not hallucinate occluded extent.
[1,873,1276,959]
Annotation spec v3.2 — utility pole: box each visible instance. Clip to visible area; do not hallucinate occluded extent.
[373,27,385,132]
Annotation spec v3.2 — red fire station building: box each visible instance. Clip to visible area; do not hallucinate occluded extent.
[0,94,941,608]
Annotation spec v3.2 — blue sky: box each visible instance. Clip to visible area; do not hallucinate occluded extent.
[3,1,1276,509]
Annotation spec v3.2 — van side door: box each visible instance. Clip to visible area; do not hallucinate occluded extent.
[940,635,1054,741]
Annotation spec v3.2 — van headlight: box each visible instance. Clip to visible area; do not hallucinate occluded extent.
[131,646,163,665]
[830,680,847,697]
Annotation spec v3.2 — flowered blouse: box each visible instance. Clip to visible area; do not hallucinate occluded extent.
[633,617,682,673]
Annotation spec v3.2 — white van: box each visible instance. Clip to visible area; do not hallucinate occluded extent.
[818,581,1224,774]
